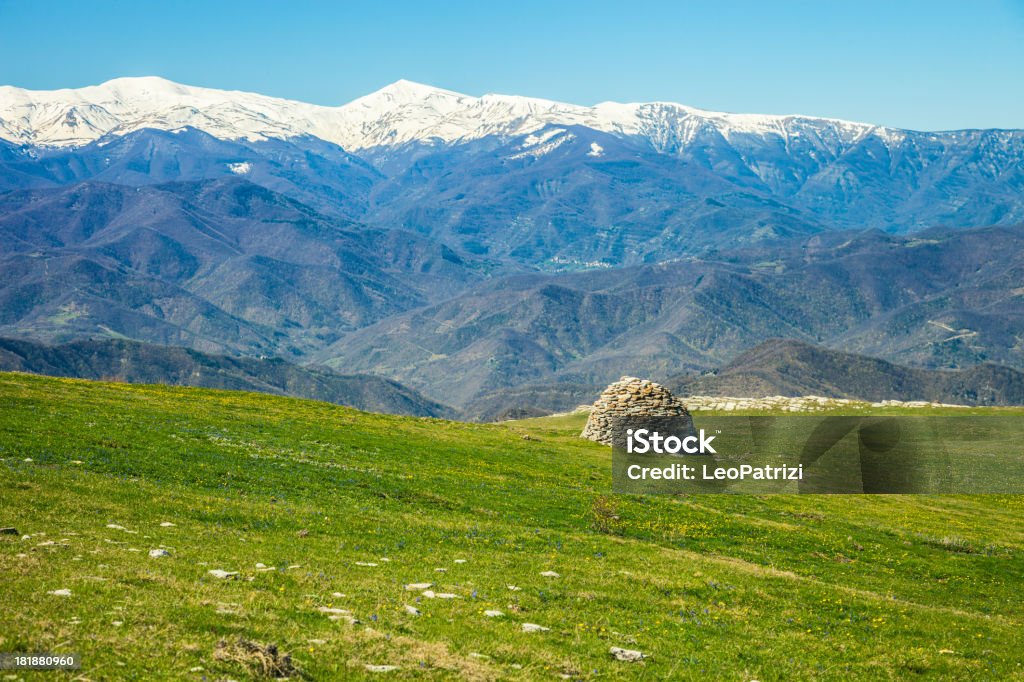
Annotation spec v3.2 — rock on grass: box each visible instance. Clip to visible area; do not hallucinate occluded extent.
[610,646,647,662]
[208,569,238,579]
[404,582,432,591]
[421,590,460,599]
[521,623,550,633]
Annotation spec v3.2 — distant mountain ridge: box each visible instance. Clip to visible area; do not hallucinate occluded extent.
[667,339,1024,407]
[319,225,1024,408]
[0,336,457,418]
[0,76,920,150]
[465,339,1024,420]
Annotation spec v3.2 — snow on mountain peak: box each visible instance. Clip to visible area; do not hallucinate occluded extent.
[0,76,888,153]
[363,79,464,104]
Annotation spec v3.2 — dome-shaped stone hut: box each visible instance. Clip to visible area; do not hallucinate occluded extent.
[580,376,692,445]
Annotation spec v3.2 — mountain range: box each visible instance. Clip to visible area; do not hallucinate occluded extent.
[2,77,1022,263]
[1,77,1022,413]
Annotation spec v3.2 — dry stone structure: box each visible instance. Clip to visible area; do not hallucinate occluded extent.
[581,376,691,445]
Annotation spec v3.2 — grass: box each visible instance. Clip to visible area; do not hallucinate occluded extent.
[0,371,1022,680]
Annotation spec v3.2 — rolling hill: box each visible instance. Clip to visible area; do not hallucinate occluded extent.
[319,225,1024,407]
[667,339,1024,406]
[0,336,456,418]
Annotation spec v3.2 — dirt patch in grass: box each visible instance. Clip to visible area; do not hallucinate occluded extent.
[213,637,300,679]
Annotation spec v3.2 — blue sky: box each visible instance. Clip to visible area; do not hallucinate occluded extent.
[1,0,1021,130]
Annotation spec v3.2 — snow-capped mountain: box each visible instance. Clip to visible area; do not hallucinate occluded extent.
[1,76,1022,261]
[0,77,341,147]
[0,76,889,153]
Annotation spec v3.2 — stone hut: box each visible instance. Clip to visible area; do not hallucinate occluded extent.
[580,376,692,445]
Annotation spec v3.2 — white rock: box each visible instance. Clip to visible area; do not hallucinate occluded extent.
[365,665,400,673]
[207,569,238,579]
[255,562,267,569]
[106,524,126,530]
[540,571,560,578]
[421,589,436,598]
[506,585,522,591]
[47,589,72,596]
[148,549,170,558]
[331,592,345,598]
[453,559,467,564]
[484,610,504,617]
[327,613,359,623]
[317,607,351,615]
[355,562,378,567]
[610,646,647,662]
[404,605,421,616]
[404,582,433,591]
[522,623,550,633]
[159,522,175,527]
[434,567,447,572]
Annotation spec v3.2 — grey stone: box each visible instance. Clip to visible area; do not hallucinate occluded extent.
[581,377,691,445]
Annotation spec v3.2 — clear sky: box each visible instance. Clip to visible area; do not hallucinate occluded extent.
[1,0,1021,131]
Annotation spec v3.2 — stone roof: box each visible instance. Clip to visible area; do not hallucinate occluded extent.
[580,376,690,445]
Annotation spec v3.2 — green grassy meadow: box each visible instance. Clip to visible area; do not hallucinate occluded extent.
[1,372,1023,680]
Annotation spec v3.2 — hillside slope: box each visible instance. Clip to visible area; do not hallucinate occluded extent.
[0,336,456,418]
[1,373,1022,679]
[320,226,1024,406]
[0,178,487,357]
[668,339,1024,406]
